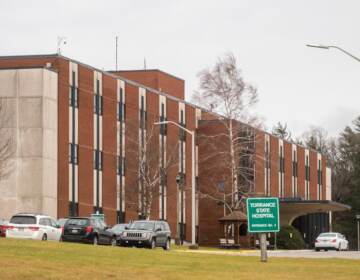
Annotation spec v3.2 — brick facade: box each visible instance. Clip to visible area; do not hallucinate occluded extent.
[0,54,330,246]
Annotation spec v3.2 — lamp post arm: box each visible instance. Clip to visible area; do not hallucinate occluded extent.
[154,121,194,135]
[328,46,360,63]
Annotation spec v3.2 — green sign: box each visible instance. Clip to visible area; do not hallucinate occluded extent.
[246,197,280,233]
[91,213,105,222]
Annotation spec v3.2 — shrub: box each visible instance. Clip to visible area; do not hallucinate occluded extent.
[275,225,305,249]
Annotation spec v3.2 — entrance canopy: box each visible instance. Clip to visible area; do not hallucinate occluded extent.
[280,199,351,226]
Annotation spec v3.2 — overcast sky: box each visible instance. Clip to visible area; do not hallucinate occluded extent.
[1,0,359,137]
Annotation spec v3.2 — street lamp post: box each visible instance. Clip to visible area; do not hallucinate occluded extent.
[154,121,197,247]
[308,43,360,251]
[306,44,360,63]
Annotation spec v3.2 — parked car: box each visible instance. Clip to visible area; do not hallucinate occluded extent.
[120,220,171,250]
[0,219,8,237]
[6,213,62,241]
[62,217,116,245]
[315,232,349,251]
[111,223,129,245]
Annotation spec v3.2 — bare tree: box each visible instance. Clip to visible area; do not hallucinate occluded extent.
[302,126,329,155]
[193,52,260,213]
[126,119,178,219]
[272,121,292,141]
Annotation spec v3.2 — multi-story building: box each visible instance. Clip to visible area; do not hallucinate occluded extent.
[0,54,349,247]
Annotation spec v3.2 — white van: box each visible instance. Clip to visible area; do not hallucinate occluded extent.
[6,213,62,241]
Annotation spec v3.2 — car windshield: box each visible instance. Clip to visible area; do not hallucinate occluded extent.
[112,224,127,232]
[57,219,68,227]
[319,233,337,238]
[129,221,155,231]
[10,215,36,225]
[66,219,89,226]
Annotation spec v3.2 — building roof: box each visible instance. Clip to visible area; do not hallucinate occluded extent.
[109,69,185,82]
[0,54,331,157]
[219,211,247,222]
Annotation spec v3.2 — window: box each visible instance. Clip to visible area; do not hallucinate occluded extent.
[117,102,125,122]
[305,156,310,181]
[50,219,58,228]
[179,110,186,141]
[279,148,285,173]
[94,150,103,170]
[117,156,125,175]
[160,168,167,186]
[318,160,322,185]
[39,218,51,226]
[69,143,79,165]
[69,87,79,108]
[94,95,103,115]
[69,71,79,108]
[292,151,298,178]
[279,144,284,197]
[160,103,167,135]
[9,215,36,225]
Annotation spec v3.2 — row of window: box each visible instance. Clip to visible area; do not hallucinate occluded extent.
[69,145,125,175]
[266,149,321,183]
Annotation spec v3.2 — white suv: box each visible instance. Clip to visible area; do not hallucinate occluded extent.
[6,213,62,241]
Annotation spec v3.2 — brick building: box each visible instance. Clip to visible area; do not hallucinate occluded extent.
[0,54,349,247]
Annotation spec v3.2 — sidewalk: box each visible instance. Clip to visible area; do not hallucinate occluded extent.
[175,248,360,259]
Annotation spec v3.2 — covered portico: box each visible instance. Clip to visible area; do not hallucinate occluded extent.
[279,199,351,226]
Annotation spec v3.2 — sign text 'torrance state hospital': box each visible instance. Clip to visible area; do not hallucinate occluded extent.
[246,198,280,233]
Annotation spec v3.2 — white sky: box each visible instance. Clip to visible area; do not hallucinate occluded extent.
[1,0,359,137]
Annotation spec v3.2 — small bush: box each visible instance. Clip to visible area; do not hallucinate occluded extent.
[276,225,305,249]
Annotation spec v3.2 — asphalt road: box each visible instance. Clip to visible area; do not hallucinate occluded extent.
[258,249,360,259]
[178,249,360,260]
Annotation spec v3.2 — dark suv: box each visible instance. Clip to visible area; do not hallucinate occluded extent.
[62,217,116,245]
[120,220,171,250]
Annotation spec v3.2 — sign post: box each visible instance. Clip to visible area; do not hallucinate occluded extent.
[247,197,280,262]
[356,214,360,251]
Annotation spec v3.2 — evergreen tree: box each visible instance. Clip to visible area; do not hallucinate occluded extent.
[332,116,360,249]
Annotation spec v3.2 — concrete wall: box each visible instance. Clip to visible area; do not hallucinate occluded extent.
[0,68,58,219]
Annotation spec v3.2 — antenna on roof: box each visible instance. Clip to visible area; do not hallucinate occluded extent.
[115,36,118,71]
[57,36,67,55]
[144,58,147,70]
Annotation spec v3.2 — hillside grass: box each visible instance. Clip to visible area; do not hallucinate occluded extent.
[0,238,359,280]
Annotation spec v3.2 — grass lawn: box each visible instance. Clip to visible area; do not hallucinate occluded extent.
[0,238,359,280]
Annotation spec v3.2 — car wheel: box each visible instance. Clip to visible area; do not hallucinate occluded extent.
[315,248,320,252]
[93,235,98,245]
[42,233,47,241]
[336,244,341,251]
[150,238,156,249]
[163,239,170,250]
[111,237,117,246]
